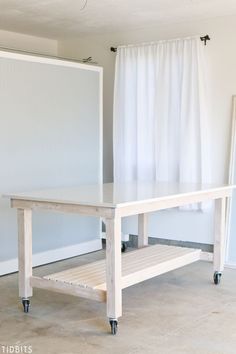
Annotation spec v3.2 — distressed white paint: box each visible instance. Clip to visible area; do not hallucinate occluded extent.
[9,183,230,326]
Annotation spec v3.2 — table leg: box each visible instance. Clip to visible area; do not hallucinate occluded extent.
[213,198,226,284]
[18,208,33,312]
[105,216,122,334]
[138,213,148,248]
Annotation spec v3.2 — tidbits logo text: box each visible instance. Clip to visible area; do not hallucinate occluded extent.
[1,345,32,354]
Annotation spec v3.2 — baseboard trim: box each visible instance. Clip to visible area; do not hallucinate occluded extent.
[128,234,213,252]
[225,262,236,269]
[0,238,102,276]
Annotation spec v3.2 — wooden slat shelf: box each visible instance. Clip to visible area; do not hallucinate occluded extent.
[37,245,201,301]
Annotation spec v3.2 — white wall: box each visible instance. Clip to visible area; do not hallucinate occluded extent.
[58,15,236,249]
[58,40,114,183]
[0,29,57,55]
[58,15,236,185]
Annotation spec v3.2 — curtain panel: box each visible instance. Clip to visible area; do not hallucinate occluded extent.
[113,36,211,210]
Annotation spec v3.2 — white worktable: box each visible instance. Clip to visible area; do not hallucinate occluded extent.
[6,182,234,334]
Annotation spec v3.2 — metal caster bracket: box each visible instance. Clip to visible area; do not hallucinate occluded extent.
[121,242,127,253]
[22,298,30,313]
[213,271,222,285]
[109,319,118,335]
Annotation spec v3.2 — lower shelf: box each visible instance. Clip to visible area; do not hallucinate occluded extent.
[31,244,201,303]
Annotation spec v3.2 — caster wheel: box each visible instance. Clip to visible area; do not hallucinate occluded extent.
[22,299,30,313]
[213,271,222,285]
[109,319,118,335]
[121,242,127,253]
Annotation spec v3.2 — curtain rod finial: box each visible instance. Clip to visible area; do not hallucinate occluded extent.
[200,35,210,45]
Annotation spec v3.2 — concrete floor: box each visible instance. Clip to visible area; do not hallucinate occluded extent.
[1,250,236,354]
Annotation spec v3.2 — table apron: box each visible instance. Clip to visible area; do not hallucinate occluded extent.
[11,189,231,218]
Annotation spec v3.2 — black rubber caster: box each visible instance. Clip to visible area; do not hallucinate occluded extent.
[22,299,30,313]
[121,242,127,253]
[213,271,222,285]
[109,319,118,335]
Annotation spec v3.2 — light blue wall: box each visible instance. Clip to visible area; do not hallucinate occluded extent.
[0,56,102,262]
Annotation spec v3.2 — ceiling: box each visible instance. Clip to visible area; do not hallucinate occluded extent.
[0,0,236,39]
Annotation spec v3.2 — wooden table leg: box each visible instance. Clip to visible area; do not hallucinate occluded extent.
[138,213,148,248]
[213,198,226,284]
[105,216,122,333]
[18,208,33,311]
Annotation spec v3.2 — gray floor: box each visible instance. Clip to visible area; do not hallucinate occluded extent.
[1,250,236,354]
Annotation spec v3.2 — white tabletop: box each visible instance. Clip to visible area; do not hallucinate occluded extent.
[5,182,233,208]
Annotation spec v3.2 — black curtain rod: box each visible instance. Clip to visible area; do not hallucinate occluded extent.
[110,34,210,52]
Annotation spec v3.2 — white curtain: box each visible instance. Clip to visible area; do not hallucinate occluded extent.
[113,36,211,209]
